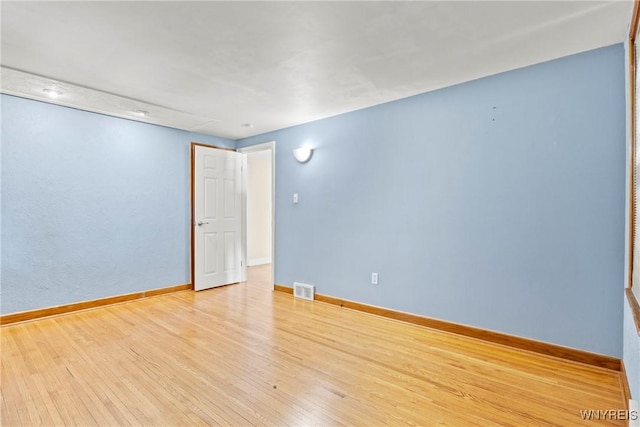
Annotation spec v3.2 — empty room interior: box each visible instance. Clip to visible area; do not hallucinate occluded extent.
[3,1,640,426]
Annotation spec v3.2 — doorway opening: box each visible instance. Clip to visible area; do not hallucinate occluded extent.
[239,142,275,290]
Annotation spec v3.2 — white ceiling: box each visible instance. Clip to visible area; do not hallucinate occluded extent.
[1,1,632,140]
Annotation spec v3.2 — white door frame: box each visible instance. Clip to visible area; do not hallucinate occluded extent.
[237,141,276,290]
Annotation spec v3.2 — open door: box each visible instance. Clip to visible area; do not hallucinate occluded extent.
[192,144,242,291]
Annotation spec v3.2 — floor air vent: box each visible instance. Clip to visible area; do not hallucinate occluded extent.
[293,282,315,301]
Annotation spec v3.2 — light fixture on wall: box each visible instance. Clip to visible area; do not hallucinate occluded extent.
[293,147,313,163]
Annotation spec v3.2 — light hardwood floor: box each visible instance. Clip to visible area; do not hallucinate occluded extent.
[1,265,627,426]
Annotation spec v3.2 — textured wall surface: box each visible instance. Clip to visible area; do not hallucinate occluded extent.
[1,94,234,314]
[238,44,626,357]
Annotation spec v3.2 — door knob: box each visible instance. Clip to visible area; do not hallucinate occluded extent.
[197,221,209,226]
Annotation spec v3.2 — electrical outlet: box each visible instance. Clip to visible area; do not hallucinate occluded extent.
[293,193,299,204]
[371,272,378,285]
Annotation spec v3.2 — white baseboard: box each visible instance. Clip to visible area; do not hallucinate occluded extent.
[248,257,272,266]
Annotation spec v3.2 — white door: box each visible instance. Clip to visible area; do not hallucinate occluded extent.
[194,145,242,291]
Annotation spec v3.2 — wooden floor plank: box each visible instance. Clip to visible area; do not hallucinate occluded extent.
[0,265,626,426]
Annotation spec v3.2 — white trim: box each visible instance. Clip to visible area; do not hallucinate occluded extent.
[247,257,272,267]
[239,141,275,154]
[238,141,276,291]
[240,153,248,283]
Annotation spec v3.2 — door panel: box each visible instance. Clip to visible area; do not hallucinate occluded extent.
[204,232,218,274]
[194,146,242,291]
[224,178,235,218]
[204,178,217,219]
[224,231,236,271]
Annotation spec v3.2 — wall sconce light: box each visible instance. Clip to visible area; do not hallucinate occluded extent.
[293,147,313,163]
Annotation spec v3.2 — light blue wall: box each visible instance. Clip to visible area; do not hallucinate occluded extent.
[0,94,234,314]
[238,44,626,358]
